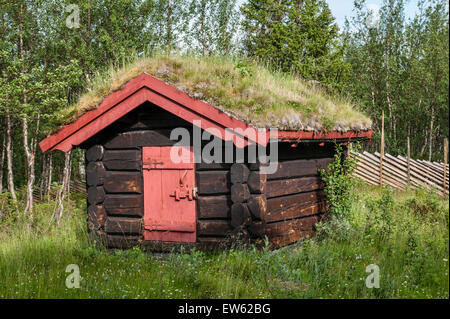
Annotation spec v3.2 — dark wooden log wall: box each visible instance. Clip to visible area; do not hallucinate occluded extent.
[226,162,267,243]
[84,102,336,250]
[217,143,335,249]
[84,103,237,250]
[86,143,144,249]
[84,103,185,249]
[195,161,233,247]
[261,143,334,248]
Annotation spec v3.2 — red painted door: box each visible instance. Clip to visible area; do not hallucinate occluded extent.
[143,146,197,242]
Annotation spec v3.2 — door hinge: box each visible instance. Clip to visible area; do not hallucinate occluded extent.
[170,185,198,201]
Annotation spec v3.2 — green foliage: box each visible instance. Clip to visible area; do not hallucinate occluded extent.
[319,143,357,220]
[0,187,448,298]
[402,188,449,226]
[1,0,448,194]
[185,0,240,55]
[344,0,449,160]
[241,0,350,91]
[364,187,395,241]
[0,1,448,299]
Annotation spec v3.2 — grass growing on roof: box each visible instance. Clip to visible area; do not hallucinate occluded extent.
[57,53,371,132]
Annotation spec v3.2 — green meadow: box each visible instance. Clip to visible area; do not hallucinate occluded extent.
[0,182,448,299]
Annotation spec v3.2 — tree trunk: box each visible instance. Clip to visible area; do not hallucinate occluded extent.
[20,1,36,219]
[384,9,394,140]
[428,105,434,161]
[78,150,85,181]
[47,153,53,202]
[5,114,16,201]
[56,151,71,225]
[22,115,34,215]
[0,132,5,193]
[420,134,428,158]
[40,153,47,199]
[65,152,72,197]
[385,57,394,139]
[201,0,206,55]
[167,0,172,52]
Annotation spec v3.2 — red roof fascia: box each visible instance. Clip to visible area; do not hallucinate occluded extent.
[277,129,373,142]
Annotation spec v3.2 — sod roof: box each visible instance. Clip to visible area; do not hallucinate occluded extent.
[57,54,372,133]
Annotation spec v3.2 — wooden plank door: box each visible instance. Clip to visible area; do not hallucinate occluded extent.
[143,146,196,242]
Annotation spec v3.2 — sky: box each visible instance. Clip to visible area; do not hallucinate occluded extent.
[326,0,422,28]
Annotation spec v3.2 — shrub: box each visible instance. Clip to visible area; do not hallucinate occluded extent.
[403,188,449,226]
[319,143,358,220]
[364,186,394,241]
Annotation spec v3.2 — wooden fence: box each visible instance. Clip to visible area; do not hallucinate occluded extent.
[31,151,449,202]
[32,180,87,202]
[351,151,449,196]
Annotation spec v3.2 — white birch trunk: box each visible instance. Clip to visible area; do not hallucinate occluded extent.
[56,151,71,225]
[0,132,5,193]
[23,116,34,215]
[429,106,434,161]
[6,114,16,201]
[47,153,53,202]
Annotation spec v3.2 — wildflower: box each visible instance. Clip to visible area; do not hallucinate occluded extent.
[443,258,448,262]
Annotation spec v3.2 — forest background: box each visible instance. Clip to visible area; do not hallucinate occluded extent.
[0,0,448,216]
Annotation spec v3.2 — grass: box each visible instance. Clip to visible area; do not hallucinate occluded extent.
[56,53,372,132]
[0,183,447,299]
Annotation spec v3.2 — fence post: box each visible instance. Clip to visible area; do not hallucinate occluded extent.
[444,138,448,197]
[407,136,411,185]
[379,110,385,186]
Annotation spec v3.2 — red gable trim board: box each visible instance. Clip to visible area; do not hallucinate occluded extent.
[39,72,372,153]
[278,130,373,142]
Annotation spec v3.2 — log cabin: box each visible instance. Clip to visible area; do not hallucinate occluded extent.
[39,55,372,250]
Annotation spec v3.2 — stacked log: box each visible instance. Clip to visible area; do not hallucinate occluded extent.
[82,106,336,250]
[195,162,233,246]
[229,163,252,239]
[86,142,143,249]
[86,106,190,249]
[263,158,331,248]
